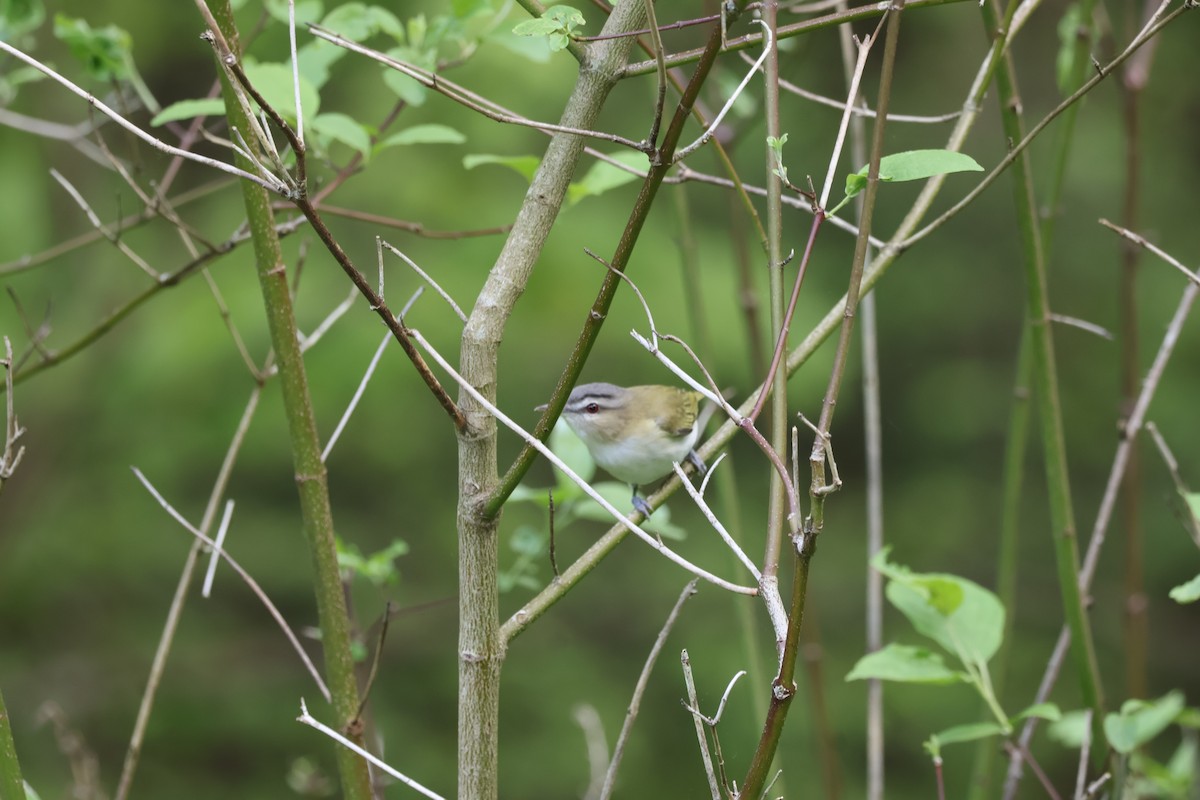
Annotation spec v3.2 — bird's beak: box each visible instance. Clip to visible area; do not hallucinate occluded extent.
[534,402,549,412]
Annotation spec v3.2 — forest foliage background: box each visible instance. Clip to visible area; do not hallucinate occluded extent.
[1,0,1198,797]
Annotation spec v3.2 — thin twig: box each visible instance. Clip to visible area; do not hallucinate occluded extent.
[380,240,468,323]
[681,649,723,800]
[130,467,331,702]
[600,581,699,799]
[0,42,291,195]
[115,386,264,800]
[201,500,235,598]
[672,21,774,164]
[575,705,609,800]
[297,699,445,800]
[49,169,160,278]
[308,25,650,153]
[354,600,393,723]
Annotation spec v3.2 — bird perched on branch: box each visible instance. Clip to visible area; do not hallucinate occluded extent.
[539,382,709,516]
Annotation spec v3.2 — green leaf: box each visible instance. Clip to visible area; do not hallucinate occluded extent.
[873,548,1005,664]
[512,5,584,51]
[0,0,45,40]
[336,536,408,587]
[1055,4,1084,96]
[1047,709,1090,748]
[463,153,541,183]
[548,419,596,485]
[931,721,1007,747]
[509,524,546,557]
[23,781,42,800]
[768,133,789,183]
[845,149,984,198]
[377,124,466,148]
[567,152,645,205]
[1184,491,1200,518]
[320,2,404,41]
[54,14,131,81]
[573,483,687,540]
[151,98,227,126]
[242,59,321,122]
[1170,573,1200,604]
[845,643,964,684]
[264,0,323,25]
[1013,702,1062,723]
[1105,691,1186,754]
[296,39,345,87]
[381,45,434,105]
[310,112,372,159]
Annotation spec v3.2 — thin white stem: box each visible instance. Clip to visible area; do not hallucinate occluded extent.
[297,699,445,800]
[672,463,761,582]
[1074,709,1092,799]
[1048,313,1113,340]
[600,580,698,800]
[50,169,159,278]
[295,287,358,351]
[131,467,330,701]
[819,33,873,210]
[323,331,390,463]
[288,0,304,146]
[409,330,756,595]
[697,452,725,496]
[574,705,609,800]
[681,650,722,800]
[0,41,292,196]
[705,670,747,726]
[201,499,235,598]
[381,240,467,323]
[1080,278,1198,587]
[630,331,734,415]
[673,21,774,165]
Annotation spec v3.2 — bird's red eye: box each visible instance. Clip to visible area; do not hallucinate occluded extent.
[585,403,599,414]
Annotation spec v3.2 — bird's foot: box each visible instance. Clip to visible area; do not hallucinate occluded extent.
[631,494,654,518]
[685,450,708,477]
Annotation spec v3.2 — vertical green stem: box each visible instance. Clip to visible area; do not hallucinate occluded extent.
[983,0,1107,762]
[0,686,25,800]
[967,328,1032,799]
[207,4,371,797]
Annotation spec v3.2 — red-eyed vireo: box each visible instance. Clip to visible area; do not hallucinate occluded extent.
[538,382,708,516]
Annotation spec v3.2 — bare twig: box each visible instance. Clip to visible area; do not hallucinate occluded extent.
[575,705,609,800]
[681,649,722,800]
[0,338,25,492]
[308,25,651,153]
[380,240,467,323]
[297,699,445,800]
[0,41,291,195]
[600,581,698,799]
[200,500,235,598]
[130,467,331,701]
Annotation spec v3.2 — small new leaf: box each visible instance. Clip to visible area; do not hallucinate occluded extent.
[512,5,584,52]
[768,133,789,184]
[843,149,984,200]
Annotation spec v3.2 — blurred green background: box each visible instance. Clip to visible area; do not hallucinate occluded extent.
[1,0,1198,797]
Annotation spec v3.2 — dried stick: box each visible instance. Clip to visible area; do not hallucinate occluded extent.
[681,649,723,800]
[599,580,699,799]
[297,699,445,800]
[130,466,330,701]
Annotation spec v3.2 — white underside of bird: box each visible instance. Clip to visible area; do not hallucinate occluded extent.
[585,421,700,486]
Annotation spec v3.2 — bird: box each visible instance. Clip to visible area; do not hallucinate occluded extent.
[538,382,708,516]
